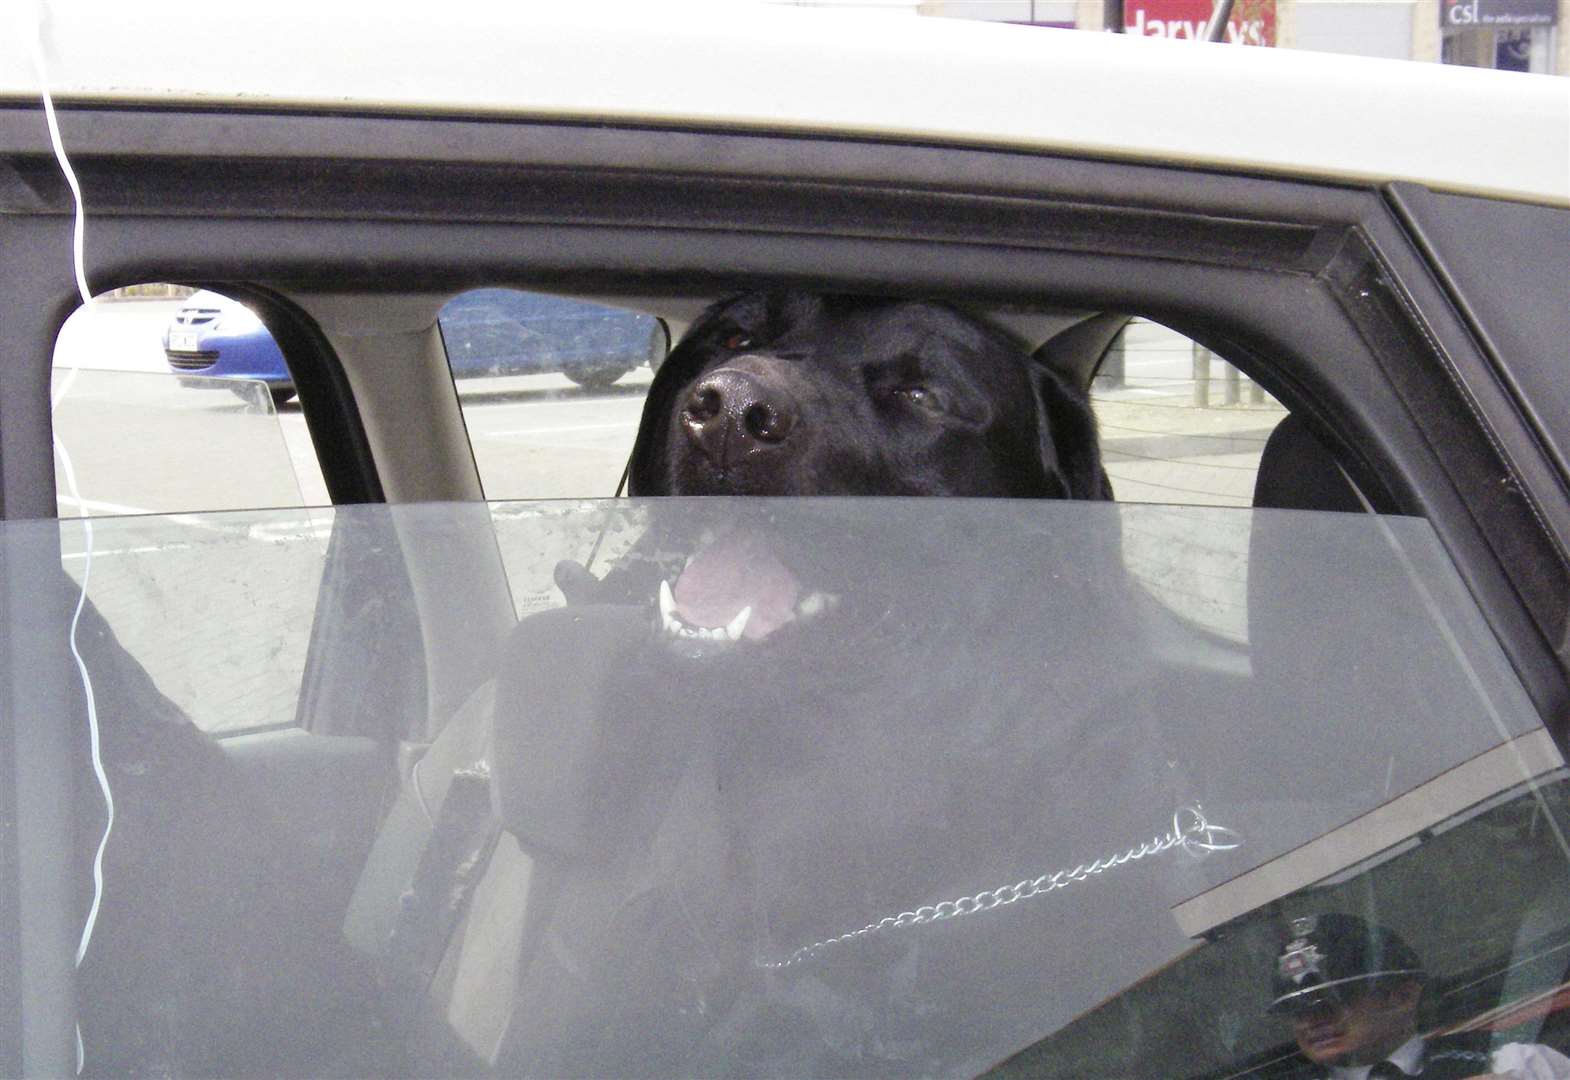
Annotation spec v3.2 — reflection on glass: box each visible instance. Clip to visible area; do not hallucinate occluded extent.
[4,499,1562,1077]
[51,368,315,515]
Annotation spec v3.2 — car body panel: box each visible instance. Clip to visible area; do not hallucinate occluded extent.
[438,288,665,385]
[1,1,1565,205]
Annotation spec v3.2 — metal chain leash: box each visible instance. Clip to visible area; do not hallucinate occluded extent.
[759,804,1240,971]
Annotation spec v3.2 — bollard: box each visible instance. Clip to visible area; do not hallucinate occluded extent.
[1192,343,1211,408]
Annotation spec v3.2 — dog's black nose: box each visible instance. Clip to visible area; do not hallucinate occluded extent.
[681,367,800,470]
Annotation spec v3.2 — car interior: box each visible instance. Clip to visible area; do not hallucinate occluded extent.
[32,280,1563,1078]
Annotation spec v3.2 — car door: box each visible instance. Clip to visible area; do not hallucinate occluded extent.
[3,69,1567,1077]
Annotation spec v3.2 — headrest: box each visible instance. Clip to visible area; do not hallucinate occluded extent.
[489,605,654,858]
[1252,413,1364,514]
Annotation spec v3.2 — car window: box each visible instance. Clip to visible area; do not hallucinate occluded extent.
[56,505,331,735]
[51,286,333,734]
[14,497,1564,1077]
[438,287,666,502]
[1092,318,1286,509]
[52,285,329,513]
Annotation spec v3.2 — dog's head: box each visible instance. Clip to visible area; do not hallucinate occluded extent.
[608,293,1118,657]
[629,291,1109,501]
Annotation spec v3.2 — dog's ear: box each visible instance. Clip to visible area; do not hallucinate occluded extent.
[1034,366,1113,501]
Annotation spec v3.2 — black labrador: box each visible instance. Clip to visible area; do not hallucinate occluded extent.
[554,290,1115,650]
[502,296,1180,1080]
[504,295,1166,1075]
[628,290,1110,501]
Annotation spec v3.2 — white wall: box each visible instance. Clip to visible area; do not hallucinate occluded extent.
[919,0,1080,22]
[1294,0,1415,58]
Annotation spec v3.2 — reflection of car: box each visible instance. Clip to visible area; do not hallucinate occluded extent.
[164,287,666,402]
[5,5,1569,1080]
[163,290,295,404]
[438,288,667,390]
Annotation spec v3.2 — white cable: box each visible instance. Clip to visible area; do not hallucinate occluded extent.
[30,5,112,1074]
[31,16,92,309]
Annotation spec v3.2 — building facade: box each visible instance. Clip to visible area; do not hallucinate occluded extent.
[915,0,1567,73]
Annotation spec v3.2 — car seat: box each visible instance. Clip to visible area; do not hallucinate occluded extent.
[341,602,710,1075]
[1250,411,1367,514]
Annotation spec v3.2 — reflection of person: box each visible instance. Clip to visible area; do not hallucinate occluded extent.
[1267,913,1570,1079]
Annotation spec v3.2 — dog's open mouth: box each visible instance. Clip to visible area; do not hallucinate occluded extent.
[658,527,839,652]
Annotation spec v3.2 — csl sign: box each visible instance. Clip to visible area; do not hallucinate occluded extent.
[1442,0,1556,24]
[1125,0,1277,44]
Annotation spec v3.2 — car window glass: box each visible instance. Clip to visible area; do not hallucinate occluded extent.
[51,284,329,513]
[438,287,665,502]
[51,285,332,734]
[56,506,330,735]
[12,498,1564,1077]
[1091,319,1290,644]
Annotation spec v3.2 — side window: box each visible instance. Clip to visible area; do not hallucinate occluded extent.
[1092,319,1289,644]
[52,284,328,513]
[439,288,665,502]
[51,284,332,734]
[1091,318,1286,508]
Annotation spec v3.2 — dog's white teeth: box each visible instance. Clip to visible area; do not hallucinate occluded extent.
[658,580,748,647]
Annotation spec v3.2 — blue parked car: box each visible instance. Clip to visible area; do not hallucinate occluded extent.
[164,288,667,403]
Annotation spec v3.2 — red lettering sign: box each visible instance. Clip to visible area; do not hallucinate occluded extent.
[1124,0,1277,45]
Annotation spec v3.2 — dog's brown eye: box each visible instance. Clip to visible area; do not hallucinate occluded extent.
[723,333,755,350]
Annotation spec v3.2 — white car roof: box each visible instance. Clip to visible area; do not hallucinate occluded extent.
[3,0,1567,206]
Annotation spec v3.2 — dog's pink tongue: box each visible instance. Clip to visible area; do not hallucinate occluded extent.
[673,529,800,641]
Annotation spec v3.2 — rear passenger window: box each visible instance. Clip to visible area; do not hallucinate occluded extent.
[51,284,331,734]
[439,288,666,502]
[52,284,328,513]
[1092,319,1286,508]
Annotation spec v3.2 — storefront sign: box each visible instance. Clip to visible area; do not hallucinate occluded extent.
[1443,0,1557,26]
[1125,0,1276,45]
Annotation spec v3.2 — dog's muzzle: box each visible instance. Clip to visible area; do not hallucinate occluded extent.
[679,358,805,487]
